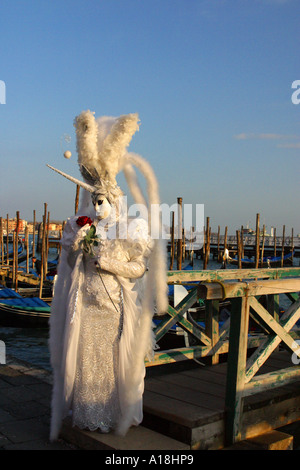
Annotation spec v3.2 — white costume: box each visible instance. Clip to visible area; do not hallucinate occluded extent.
[48,111,168,441]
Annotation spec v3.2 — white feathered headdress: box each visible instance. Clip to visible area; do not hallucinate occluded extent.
[47,110,168,315]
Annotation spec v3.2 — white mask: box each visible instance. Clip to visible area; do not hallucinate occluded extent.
[93,196,112,220]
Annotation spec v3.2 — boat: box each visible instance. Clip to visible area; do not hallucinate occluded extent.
[0,285,50,328]
[228,251,294,268]
[34,255,59,279]
[4,240,24,264]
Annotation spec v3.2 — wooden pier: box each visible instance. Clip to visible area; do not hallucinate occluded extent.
[61,266,300,450]
[142,266,300,449]
[142,350,299,449]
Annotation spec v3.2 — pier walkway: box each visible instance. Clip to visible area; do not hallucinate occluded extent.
[0,356,76,449]
[0,356,189,450]
[0,354,299,450]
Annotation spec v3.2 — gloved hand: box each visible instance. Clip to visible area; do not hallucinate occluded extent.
[72,224,92,252]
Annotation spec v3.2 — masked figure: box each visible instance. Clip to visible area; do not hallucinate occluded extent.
[48,111,167,440]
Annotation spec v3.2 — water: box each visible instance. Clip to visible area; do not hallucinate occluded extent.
[0,239,57,371]
[0,252,297,371]
[1,327,51,370]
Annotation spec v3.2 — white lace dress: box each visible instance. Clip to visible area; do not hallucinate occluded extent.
[72,253,122,432]
[49,214,156,439]
[68,226,150,432]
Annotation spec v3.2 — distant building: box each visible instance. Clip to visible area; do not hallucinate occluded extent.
[3,218,26,233]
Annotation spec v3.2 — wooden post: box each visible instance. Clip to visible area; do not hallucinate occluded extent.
[255,213,260,268]
[203,217,210,270]
[291,228,294,265]
[39,203,47,298]
[12,231,16,287]
[45,211,50,277]
[25,225,29,273]
[225,296,250,446]
[202,225,206,261]
[274,227,277,257]
[190,226,194,268]
[236,230,242,269]
[281,225,285,267]
[217,225,220,261]
[6,215,9,265]
[261,224,265,264]
[169,211,175,270]
[32,210,36,267]
[75,184,80,214]
[224,226,228,253]
[240,225,244,259]
[177,197,182,270]
[15,211,20,291]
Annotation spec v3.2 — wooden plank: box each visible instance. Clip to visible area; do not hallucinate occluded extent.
[224,297,250,446]
[244,365,300,396]
[241,395,300,442]
[154,287,199,341]
[181,365,228,385]
[147,332,268,367]
[225,430,293,450]
[199,278,300,300]
[167,267,300,283]
[146,342,229,366]
[246,431,293,450]
[146,377,225,411]
[157,370,226,398]
[143,349,300,449]
[143,389,220,428]
[205,300,220,364]
[177,315,211,346]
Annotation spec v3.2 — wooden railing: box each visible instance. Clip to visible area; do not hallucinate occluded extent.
[146,267,300,366]
[146,266,300,445]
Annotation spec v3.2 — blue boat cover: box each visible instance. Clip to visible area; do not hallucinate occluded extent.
[0,287,23,299]
[0,295,50,311]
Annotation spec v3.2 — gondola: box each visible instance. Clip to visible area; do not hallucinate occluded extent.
[0,285,50,328]
[228,251,294,268]
[34,255,59,279]
[4,240,25,265]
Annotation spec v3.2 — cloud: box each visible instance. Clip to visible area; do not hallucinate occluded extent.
[234,133,298,140]
[263,0,292,4]
[277,142,300,149]
[234,132,300,149]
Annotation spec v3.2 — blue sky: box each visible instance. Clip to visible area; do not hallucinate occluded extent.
[1,0,299,235]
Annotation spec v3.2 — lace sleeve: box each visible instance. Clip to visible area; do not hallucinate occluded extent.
[98,254,146,279]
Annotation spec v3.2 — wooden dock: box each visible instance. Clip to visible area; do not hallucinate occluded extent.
[60,350,299,450]
[142,351,300,449]
[61,266,300,450]
[143,267,300,449]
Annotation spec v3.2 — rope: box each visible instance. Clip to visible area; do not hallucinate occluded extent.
[96,266,120,314]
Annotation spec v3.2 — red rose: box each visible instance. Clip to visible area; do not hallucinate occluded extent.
[76,216,93,227]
